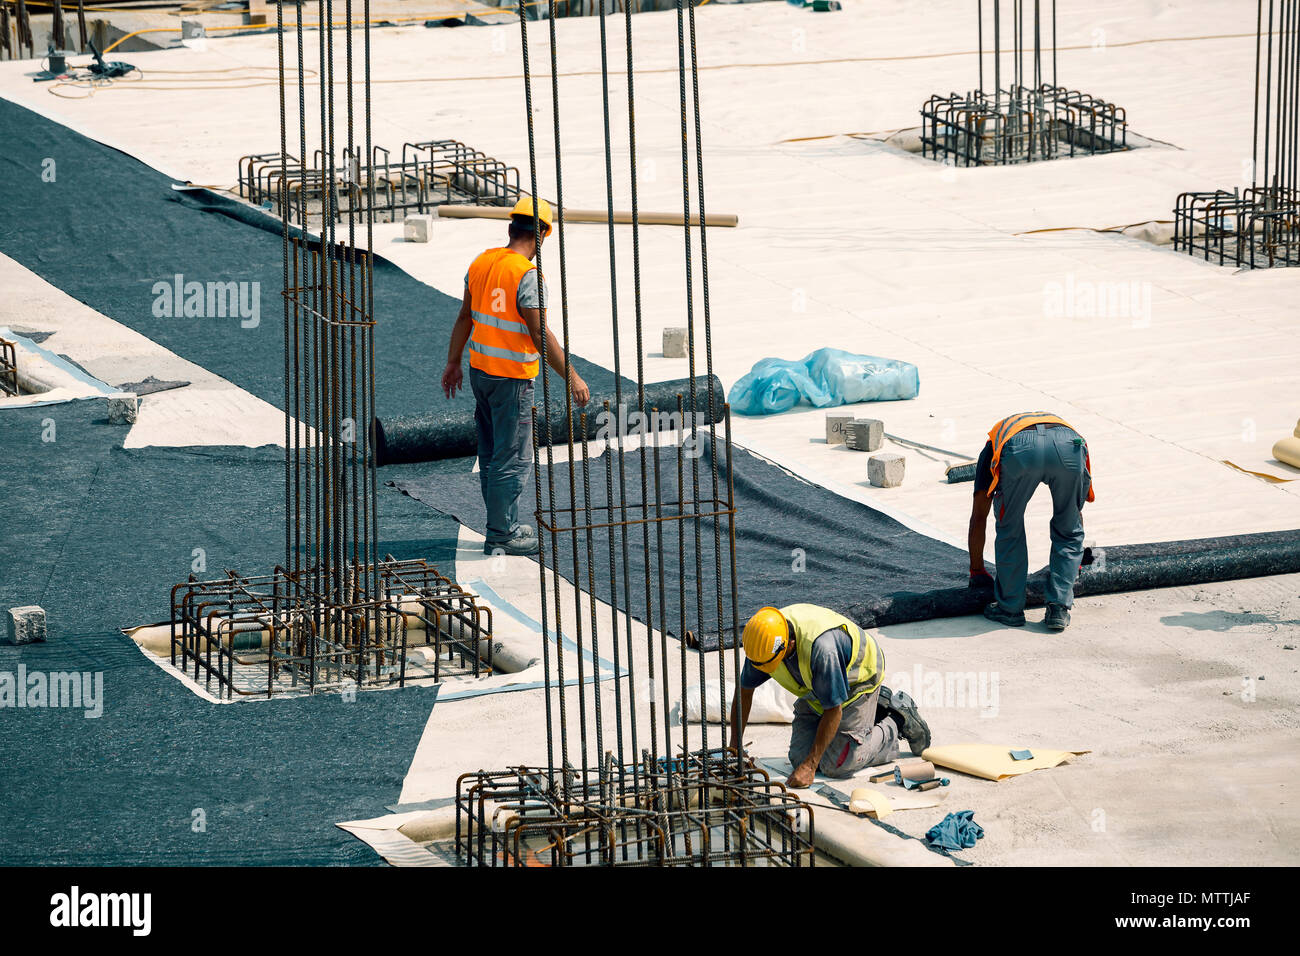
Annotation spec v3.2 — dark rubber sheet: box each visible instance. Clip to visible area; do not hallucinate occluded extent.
[375,374,725,464]
[0,400,459,864]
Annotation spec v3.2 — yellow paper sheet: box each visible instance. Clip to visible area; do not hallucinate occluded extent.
[848,787,894,818]
[921,744,1090,781]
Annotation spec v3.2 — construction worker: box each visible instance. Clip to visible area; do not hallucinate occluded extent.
[968,412,1094,631]
[728,604,931,789]
[441,197,590,556]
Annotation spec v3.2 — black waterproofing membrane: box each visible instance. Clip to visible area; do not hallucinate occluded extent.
[0,401,456,864]
[374,374,725,464]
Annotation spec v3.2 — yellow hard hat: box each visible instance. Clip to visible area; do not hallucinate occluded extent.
[511,196,553,238]
[742,607,789,675]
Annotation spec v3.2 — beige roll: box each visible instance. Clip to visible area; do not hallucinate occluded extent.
[1274,419,1300,469]
[894,758,936,783]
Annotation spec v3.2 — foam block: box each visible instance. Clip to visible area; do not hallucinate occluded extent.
[844,418,883,452]
[107,393,138,425]
[868,452,905,487]
[404,214,434,243]
[5,605,47,645]
[662,327,688,358]
[825,411,856,444]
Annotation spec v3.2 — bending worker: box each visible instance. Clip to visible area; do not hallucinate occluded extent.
[968,411,1094,632]
[728,604,931,789]
[441,197,590,556]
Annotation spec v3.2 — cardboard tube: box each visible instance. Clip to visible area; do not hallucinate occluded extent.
[435,204,738,228]
[894,758,935,783]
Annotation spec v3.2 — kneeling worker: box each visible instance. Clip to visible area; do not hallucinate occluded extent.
[728,604,931,789]
[968,411,1094,631]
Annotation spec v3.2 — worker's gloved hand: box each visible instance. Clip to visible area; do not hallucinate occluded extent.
[441,362,463,399]
[968,570,994,589]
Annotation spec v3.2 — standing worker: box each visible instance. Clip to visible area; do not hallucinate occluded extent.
[441,197,590,556]
[968,412,1094,631]
[728,604,931,789]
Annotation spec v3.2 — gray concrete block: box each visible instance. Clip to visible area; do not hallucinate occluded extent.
[868,453,906,488]
[825,410,856,444]
[5,606,47,645]
[662,327,688,358]
[844,418,884,452]
[108,393,138,425]
[404,214,434,242]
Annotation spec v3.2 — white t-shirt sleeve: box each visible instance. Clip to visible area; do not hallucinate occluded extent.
[516,269,547,310]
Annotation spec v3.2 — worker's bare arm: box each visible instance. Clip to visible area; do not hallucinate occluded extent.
[788,704,842,789]
[441,290,474,399]
[968,490,994,584]
[519,305,591,406]
[728,686,756,753]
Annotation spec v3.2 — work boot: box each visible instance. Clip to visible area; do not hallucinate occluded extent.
[983,601,1026,627]
[483,532,539,556]
[878,686,931,756]
[1044,603,1071,632]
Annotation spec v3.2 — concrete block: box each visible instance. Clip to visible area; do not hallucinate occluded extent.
[404,214,434,243]
[5,606,47,645]
[844,418,884,452]
[868,453,906,488]
[825,410,856,444]
[662,327,688,358]
[108,393,138,425]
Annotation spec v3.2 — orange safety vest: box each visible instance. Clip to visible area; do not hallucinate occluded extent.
[986,412,1096,501]
[465,247,541,379]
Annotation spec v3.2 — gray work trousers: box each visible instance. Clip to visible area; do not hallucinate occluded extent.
[787,644,899,778]
[470,366,535,545]
[993,423,1091,612]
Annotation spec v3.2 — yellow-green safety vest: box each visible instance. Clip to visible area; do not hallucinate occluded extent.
[767,603,881,715]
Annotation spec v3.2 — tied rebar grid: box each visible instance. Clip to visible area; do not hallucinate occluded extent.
[238,139,522,228]
[1174,0,1300,268]
[168,1,491,695]
[0,337,18,396]
[920,1,1128,166]
[169,558,494,699]
[455,0,815,867]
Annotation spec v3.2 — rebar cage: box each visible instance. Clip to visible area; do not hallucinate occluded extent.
[167,3,488,697]
[921,84,1127,166]
[444,0,818,867]
[919,1,1129,167]
[169,558,493,699]
[0,336,18,396]
[238,140,522,227]
[456,752,816,867]
[1173,0,1300,269]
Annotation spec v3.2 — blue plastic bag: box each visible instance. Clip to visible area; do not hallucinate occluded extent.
[728,347,920,415]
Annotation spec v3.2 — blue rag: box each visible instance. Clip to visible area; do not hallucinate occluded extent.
[925,810,984,851]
